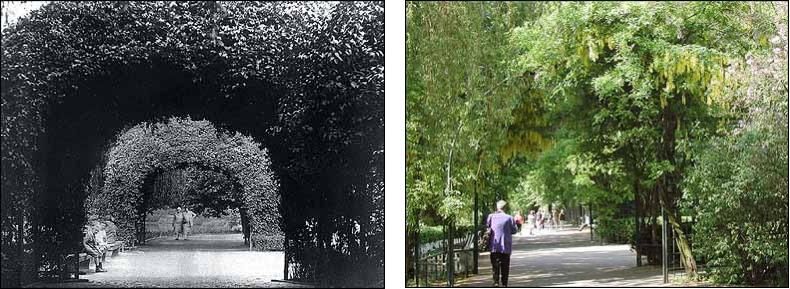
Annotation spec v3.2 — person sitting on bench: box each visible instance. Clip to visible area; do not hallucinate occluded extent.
[83,221,107,272]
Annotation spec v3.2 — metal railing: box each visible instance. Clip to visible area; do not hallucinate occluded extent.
[666,221,707,282]
[413,232,474,287]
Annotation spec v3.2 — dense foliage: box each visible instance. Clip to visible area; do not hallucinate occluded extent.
[509,1,779,274]
[86,117,281,249]
[141,167,243,218]
[683,7,788,285]
[406,3,557,284]
[2,2,383,287]
[407,1,786,286]
[406,0,548,230]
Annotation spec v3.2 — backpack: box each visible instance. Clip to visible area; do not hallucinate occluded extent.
[478,227,493,251]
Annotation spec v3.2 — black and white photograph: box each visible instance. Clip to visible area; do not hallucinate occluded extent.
[1,1,383,288]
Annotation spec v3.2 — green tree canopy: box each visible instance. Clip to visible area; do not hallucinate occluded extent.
[509,2,777,274]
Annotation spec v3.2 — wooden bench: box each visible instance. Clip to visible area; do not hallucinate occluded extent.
[106,240,125,257]
[77,240,125,272]
[77,252,92,273]
[56,252,91,278]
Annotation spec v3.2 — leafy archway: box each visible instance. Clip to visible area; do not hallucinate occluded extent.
[87,117,281,249]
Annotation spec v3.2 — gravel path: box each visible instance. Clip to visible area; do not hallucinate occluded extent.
[456,227,668,287]
[31,234,307,288]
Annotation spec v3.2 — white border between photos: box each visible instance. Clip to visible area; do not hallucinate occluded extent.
[384,0,406,288]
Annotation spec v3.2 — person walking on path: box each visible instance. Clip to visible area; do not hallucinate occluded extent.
[487,200,517,287]
[553,209,561,230]
[183,207,196,240]
[527,210,536,236]
[578,214,590,231]
[173,207,185,240]
[559,209,565,229]
[514,211,524,236]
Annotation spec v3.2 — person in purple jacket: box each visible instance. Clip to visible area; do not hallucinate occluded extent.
[487,200,518,287]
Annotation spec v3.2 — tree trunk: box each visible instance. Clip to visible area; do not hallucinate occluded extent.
[473,150,483,274]
[240,208,250,245]
[443,122,461,288]
[659,103,697,276]
[666,208,696,273]
[634,178,642,266]
[446,220,455,287]
[406,229,412,282]
[414,227,421,285]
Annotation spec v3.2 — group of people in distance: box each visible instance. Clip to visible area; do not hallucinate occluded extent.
[172,206,196,240]
[512,208,565,236]
[485,201,567,287]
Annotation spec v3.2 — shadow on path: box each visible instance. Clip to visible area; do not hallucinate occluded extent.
[30,234,301,288]
[456,228,667,287]
[139,234,252,252]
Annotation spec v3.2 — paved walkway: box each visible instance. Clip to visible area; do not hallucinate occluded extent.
[456,227,668,287]
[31,234,306,288]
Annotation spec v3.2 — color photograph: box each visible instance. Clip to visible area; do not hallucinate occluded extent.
[406,2,788,287]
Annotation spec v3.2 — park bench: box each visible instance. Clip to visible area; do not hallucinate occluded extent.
[75,253,91,274]
[103,220,126,256]
[106,240,125,257]
[76,220,126,272]
[77,241,125,271]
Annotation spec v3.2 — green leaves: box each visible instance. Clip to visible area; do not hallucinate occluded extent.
[407,2,547,226]
[683,14,788,284]
[504,5,784,279]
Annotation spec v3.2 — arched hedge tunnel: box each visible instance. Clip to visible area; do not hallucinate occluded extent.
[136,162,257,244]
[87,117,282,249]
[1,2,384,287]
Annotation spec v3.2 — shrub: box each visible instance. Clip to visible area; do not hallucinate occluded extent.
[684,25,787,286]
[596,217,634,245]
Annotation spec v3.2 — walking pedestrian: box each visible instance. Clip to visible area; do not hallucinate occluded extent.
[173,207,185,240]
[514,211,524,236]
[527,210,536,236]
[183,207,196,240]
[552,208,562,229]
[578,214,590,231]
[559,209,565,229]
[487,200,517,287]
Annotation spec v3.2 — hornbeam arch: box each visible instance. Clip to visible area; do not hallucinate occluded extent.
[87,117,282,249]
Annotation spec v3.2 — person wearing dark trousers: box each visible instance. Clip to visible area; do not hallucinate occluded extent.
[490,253,511,287]
[487,200,517,287]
